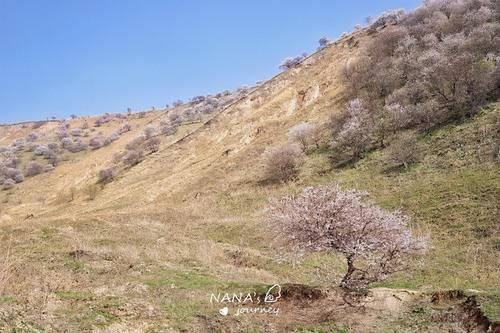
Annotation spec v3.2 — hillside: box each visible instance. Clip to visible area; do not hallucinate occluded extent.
[1,8,499,333]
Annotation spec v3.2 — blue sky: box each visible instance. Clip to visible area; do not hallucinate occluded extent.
[0,0,421,124]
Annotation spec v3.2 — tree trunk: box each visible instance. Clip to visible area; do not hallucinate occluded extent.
[340,256,355,288]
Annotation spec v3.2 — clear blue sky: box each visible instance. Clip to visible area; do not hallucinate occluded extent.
[0,0,421,124]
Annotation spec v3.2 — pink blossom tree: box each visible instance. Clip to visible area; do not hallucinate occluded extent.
[265,183,427,288]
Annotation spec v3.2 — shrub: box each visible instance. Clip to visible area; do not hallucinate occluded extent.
[143,125,156,139]
[125,136,146,150]
[26,132,39,142]
[70,114,78,119]
[33,145,49,156]
[12,139,25,148]
[66,139,87,153]
[265,183,427,288]
[145,137,160,153]
[31,121,45,129]
[343,0,499,138]
[288,123,320,150]
[172,100,183,107]
[56,127,69,139]
[262,144,305,182]
[104,132,120,145]
[279,54,307,70]
[89,136,104,150]
[2,178,15,190]
[191,95,206,104]
[98,168,116,183]
[122,149,144,166]
[2,168,24,183]
[318,37,331,50]
[44,164,54,172]
[61,137,73,149]
[70,128,84,137]
[161,125,178,136]
[118,123,131,134]
[168,111,183,125]
[384,132,421,168]
[47,142,59,151]
[25,161,43,177]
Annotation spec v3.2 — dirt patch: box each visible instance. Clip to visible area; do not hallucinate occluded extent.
[431,289,466,304]
[460,296,500,333]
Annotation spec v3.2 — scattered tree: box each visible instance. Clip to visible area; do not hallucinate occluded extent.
[265,183,427,288]
[384,132,421,168]
[288,123,321,150]
[279,54,307,70]
[318,37,331,50]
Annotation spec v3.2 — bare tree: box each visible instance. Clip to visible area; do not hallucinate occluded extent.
[288,122,321,150]
[266,184,427,288]
[262,144,305,182]
[384,132,421,168]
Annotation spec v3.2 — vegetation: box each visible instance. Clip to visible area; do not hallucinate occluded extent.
[266,184,427,288]
[262,144,305,182]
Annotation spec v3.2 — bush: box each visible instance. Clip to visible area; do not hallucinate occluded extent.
[143,125,156,139]
[33,145,49,156]
[161,125,178,136]
[318,37,331,50]
[25,161,43,177]
[26,132,39,142]
[279,54,307,70]
[98,168,116,183]
[343,0,499,138]
[56,127,69,139]
[66,138,87,153]
[384,132,421,168]
[44,164,54,172]
[122,149,144,166]
[31,121,45,129]
[145,137,160,153]
[265,183,427,288]
[118,123,131,134]
[61,137,73,149]
[168,111,183,125]
[262,144,305,182]
[288,122,320,150]
[172,100,183,107]
[70,128,84,137]
[89,136,104,150]
[125,136,146,150]
[2,168,24,183]
[2,178,15,190]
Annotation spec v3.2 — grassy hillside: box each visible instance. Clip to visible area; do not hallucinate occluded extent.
[0,24,498,332]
